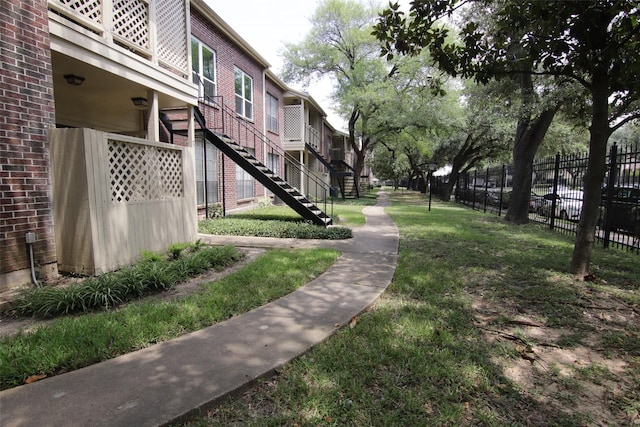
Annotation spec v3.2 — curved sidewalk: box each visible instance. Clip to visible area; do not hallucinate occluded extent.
[0,194,399,427]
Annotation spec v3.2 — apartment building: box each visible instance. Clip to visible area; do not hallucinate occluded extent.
[1,0,347,291]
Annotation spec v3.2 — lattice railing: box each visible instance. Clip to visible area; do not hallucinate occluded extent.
[108,139,183,203]
[112,0,150,54]
[157,0,188,74]
[49,0,104,32]
[48,0,189,75]
[283,106,303,141]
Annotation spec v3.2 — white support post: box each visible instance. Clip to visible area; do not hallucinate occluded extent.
[187,104,195,144]
[148,0,158,65]
[146,89,159,141]
[299,150,305,195]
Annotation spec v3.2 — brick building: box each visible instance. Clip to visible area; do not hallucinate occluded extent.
[1,0,58,287]
[1,0,348,291]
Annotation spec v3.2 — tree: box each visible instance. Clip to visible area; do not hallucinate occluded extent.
[365,52,461,191]
[374,0,640,276]
[370,141,409,186]
[434,82,513,200]
[281,0,387,193]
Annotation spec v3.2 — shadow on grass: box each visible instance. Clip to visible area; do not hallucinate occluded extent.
[184,193,639,426]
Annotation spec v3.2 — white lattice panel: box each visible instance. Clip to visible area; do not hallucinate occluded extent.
[108,139,183,203]
[157,0,188,73]
[112,0,149,51]
[283,106,302,140]
[52,0,103,25]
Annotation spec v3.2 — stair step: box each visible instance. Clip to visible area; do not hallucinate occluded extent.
[196,111,333,227]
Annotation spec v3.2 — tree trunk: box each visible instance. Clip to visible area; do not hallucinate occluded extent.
[505,71,558,224]
[441,170,458,201]
[348,107,363,196]
[440,134,475,201]
[505,107,557,224]
[441,160,464,201]
[570,68,610,277]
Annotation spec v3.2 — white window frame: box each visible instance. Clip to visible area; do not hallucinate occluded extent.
[234,67,253,120]
[195,139,219,205]
[266,92,279,133]
[192,37,216,100]
[267,152,279,175]
[236,147,255,199]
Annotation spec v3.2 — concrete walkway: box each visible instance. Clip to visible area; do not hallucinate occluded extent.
[0,194,398,427]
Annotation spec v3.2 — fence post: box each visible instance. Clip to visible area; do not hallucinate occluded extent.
[483,168,489,212]
[550,153,560,230]
[498,164,506,217]
[472,170,477,210]
[603,143,618,249]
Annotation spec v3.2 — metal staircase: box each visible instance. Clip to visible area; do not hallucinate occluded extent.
[162,97,333,226]
[304,142,357,199]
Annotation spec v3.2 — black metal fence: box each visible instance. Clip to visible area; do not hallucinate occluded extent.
[432,143,640,254]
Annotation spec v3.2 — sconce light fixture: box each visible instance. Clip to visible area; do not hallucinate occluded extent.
[63,74,85,86]
[131,97,148,109]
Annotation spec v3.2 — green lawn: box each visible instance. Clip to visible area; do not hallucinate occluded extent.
[184,191,640,426]
[0,248,339,390]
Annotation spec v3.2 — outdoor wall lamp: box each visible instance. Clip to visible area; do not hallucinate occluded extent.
[63,74,85,86]
[131,97,148,109]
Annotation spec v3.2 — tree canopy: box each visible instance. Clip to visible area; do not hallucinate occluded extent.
[281,0,447,192]
[374,0,640,276]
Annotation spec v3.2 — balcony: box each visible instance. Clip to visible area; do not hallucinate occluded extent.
[48,0,190,79]
[283,105,321,151]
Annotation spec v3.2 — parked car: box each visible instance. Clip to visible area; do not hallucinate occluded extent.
[530,191,543,213]
[600,185,640,233]
[536,190,584,221]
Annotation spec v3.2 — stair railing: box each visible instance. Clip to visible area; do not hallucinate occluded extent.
[194,84,333,219]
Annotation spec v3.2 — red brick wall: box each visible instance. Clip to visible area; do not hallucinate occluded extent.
[191,9,269,210]
[0,0,57,281]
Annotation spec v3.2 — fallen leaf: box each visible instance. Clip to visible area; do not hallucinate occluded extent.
[325,415,332,423]
[349,316,358,329]
[25,374,47,384]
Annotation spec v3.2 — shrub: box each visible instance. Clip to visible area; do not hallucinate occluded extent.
[10,245,243,319]
[198,218,353,240]
[206,203,224,218]
[168,242,191,260]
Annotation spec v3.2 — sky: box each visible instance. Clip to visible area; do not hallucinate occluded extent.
[203,0,345,127]
[203,1,412,131]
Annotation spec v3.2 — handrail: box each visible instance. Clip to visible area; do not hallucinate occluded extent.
[193,80,333,216]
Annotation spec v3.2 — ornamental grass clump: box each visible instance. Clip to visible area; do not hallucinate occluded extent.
[11,244,242,319]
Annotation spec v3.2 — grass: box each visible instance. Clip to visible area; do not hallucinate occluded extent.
[0,248,339,390]
[183,191,640,426]
[197,193,378,238]
[332,192,379,225]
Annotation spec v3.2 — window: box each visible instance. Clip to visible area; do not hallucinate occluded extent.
[234,67,253,119]
[266,93,279,133]
[195,139,219,205]
[192,38,216,99]
[236,148,255,199]
[267,153,279,175]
